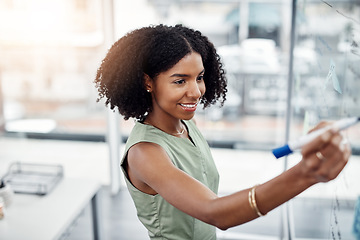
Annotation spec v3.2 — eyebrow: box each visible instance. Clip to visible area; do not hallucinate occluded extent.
[170,69,205,78]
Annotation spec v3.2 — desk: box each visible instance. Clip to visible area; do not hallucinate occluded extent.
[0,178,102,240]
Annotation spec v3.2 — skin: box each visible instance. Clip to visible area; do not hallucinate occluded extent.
[144,52,205,135]
[125,52,351,230]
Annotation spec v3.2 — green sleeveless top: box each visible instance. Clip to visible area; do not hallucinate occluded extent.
[120,120,219,240]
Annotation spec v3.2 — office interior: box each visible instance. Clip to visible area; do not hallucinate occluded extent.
[0,0,359,239]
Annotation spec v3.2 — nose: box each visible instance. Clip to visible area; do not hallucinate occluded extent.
[187,80,203,99]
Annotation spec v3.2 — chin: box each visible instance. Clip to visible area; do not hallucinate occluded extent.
[180,114,195,121]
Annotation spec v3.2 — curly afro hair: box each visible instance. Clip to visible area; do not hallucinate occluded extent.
[94,24,227,120]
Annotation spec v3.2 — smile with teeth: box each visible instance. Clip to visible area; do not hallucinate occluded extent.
[179,102,198,111]
[180,103,198,108]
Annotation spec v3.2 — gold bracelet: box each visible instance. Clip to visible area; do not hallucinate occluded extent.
[248,185,266,217]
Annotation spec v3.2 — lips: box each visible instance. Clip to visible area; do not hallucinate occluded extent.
[179,102,198,111]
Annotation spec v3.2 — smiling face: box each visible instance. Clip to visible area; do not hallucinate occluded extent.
[145,52,206,123]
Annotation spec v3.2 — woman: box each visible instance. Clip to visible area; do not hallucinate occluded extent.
[94,24,350,239]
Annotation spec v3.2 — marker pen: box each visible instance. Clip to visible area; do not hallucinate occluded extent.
[272,117,360,159]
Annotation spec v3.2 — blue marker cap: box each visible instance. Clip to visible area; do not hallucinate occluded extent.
[272,144,293,159]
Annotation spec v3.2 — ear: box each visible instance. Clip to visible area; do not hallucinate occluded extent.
[144,74,153,93]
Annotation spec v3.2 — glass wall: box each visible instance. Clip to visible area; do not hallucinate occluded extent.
[289,0,360,239]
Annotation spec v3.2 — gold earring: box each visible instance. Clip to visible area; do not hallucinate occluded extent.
[147,89,150,92]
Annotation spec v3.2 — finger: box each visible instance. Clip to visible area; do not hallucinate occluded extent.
[318,134,343,160]
[315,136,351,182]
[308,120,334,133]
[325,147,350,181]
[339,135,351,153]
[303,151,324,171]
[319,133,350,165]
[338,139,352,163]
[316,159,346,182]
[301,127,337,158]
[316,151,327,161]
[301,129,335,172]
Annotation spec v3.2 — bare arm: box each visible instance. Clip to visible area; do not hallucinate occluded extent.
[126,122,350,230]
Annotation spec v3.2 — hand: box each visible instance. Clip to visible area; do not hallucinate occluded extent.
[300,121,351,183]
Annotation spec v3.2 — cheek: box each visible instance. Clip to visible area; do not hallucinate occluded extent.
[158,91,180,104]
[200,82,206,95]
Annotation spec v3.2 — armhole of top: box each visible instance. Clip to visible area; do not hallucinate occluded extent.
[121,141,168,186]
[121,152,130,180]
[121,142,165,196]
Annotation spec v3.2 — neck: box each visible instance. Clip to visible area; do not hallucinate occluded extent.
[143,117,186,136]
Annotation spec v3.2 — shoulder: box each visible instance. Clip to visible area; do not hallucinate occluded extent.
[126,122,167,147]
[123,121,171,163]
[128,141,166,160]
[124,141,169,195]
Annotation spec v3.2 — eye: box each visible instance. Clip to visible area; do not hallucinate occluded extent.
[174,79,185,85]
[197,75,204,81]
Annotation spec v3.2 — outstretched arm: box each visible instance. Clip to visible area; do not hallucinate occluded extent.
[126,122,350,230]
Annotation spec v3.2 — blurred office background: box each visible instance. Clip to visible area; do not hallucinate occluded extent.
[0,0,359,239]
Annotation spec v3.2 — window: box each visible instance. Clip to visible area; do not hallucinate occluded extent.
[289,1,360,238]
